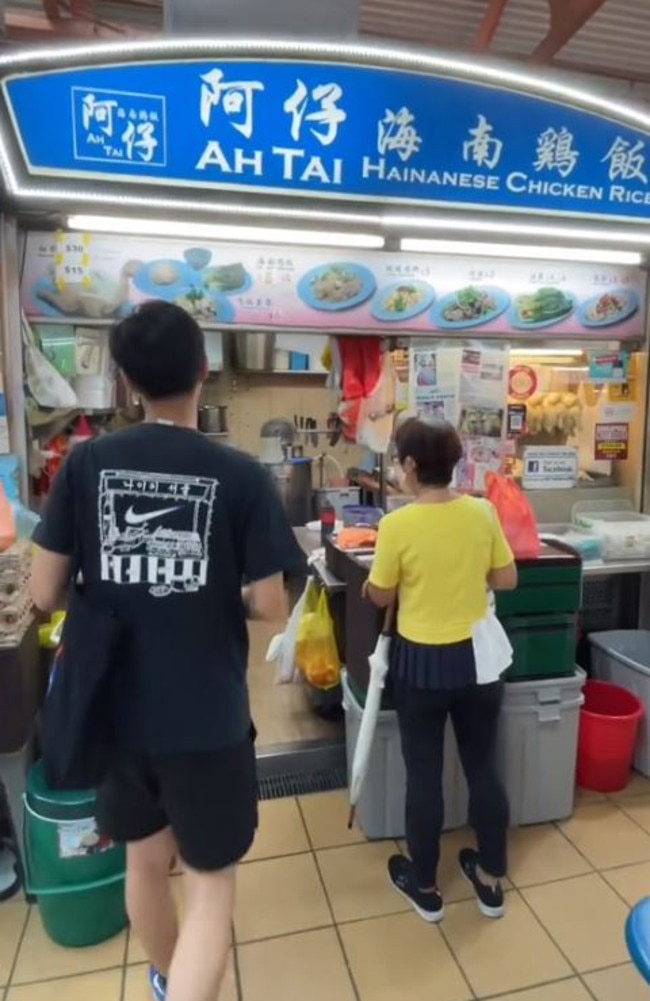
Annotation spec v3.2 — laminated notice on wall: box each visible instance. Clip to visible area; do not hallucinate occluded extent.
[409,340,510,492]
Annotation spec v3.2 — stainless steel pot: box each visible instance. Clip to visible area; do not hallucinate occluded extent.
[267,457,313,527]
[198,405,228,434]
[232,332,276,372]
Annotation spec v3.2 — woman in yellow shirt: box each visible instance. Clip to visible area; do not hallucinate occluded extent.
[367,417,517,924]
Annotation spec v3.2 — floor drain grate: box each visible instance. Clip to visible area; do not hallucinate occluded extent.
[258,765,348,801]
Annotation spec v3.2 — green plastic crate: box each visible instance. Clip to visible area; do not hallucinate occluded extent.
[495,544,582,618]
[502,613,578,681]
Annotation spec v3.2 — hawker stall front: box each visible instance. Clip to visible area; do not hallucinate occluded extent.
[0,41,649,827]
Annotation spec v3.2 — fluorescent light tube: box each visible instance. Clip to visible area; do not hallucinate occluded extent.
[400,239,642,266]
[510,349,584,357]
[390,214,650,247]
[67,215,384,249]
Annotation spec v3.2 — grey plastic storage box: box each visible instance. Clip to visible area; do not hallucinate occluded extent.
[589,631,650,776]
[497,670,585,826]
[342,671,468,840]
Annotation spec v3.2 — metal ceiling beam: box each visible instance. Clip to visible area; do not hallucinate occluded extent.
[41,0,62,20]
[4,6,149,37]
[529,0,610,64]
[473,0,511,51]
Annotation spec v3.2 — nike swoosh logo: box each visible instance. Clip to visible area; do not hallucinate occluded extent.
[124,505,181,526]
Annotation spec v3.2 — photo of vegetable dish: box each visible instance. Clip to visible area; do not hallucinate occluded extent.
[297,262,376,312]
[371,280,435,322]
[515,287,574,327]
[578,289,639,328]
[442,286,497,322]
[432,285,509,329]
[383,284,425,314]
[202,263,248,294]
[175,288,233,322]
[312,266,363,304]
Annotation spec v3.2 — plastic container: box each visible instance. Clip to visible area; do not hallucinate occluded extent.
[342,671,468,839]
[590,631,650,776]
[501,613,577,681]
[576,680,644,793]
[341,505,383,528]
[494,542,582,618]
[496,670,585,825]
[23,762,127,947]
[572,500,650,560]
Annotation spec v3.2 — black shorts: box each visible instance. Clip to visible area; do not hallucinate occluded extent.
[96,737,258,872]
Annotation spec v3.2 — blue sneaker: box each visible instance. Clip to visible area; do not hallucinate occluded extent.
[149,967,167,1001]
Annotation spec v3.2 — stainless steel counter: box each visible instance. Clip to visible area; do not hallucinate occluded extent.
[293,526,650,585]
[293,527,346,593]
[539,524,650,579]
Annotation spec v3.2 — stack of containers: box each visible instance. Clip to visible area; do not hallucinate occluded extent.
[342,671,468,839]
[589,631,650,777]
[494,542,585,825]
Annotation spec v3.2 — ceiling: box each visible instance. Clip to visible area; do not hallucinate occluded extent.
[3,0,650,102]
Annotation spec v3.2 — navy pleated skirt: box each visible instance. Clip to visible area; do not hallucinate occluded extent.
[390,634,477,691]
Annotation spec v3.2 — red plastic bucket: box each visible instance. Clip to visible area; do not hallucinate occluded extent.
[577,680,644,793]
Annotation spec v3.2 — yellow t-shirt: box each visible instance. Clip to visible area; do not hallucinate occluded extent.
[368,497,514,645]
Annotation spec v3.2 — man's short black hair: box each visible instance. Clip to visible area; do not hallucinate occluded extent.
[109,301,206,400]
[395,417,463,487]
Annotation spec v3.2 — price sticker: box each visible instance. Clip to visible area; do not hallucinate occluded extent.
[54,230,91,291]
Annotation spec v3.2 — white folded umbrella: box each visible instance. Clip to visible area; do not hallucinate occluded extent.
[348,605,394,829]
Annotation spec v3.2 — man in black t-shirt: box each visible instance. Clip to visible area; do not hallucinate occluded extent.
[31,302,304,1001]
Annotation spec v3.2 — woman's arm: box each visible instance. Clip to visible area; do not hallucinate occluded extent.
[364,579,397,608]
[487,501,518,592]
[488,563,518,591]
[364,517,399,608]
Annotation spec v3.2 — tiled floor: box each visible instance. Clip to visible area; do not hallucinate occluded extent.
[4,780,650,1000]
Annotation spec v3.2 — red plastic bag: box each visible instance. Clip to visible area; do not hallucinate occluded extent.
[485,472,541,560]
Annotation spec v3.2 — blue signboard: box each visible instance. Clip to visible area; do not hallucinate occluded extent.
[4,58,650,220]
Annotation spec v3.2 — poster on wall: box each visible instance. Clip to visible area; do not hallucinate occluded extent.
[20,232,647,341]
[409,341,510,491]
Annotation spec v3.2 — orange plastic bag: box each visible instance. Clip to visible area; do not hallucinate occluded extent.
[485,472,541,560]
[295,586,341,691]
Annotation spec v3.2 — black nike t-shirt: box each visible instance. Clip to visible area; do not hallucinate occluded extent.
[34,424,306,754]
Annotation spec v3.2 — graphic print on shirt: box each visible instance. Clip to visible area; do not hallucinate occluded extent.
[98,470,217,597]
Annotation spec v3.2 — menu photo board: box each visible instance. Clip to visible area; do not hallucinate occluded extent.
[20,231,647,341]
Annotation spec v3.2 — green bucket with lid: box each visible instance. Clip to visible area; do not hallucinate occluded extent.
[24,761,127,948]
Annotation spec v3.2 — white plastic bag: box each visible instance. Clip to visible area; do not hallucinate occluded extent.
[472,590,513,685]
[22,311,78,409]
[266,576,312,685]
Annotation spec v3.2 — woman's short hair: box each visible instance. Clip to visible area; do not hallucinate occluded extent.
[395,417,463,487]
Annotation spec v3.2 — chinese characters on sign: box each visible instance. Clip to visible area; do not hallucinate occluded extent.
[463,115,503,170]
[377,108,422,161]
[72,88,166,166]
[7,59,650,218]
[200,69,263,140]
[283,80,346,146]
[534,127,579,178]
[603,137,648,183]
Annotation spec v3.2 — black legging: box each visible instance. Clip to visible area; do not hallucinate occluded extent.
[394,680,509,887]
